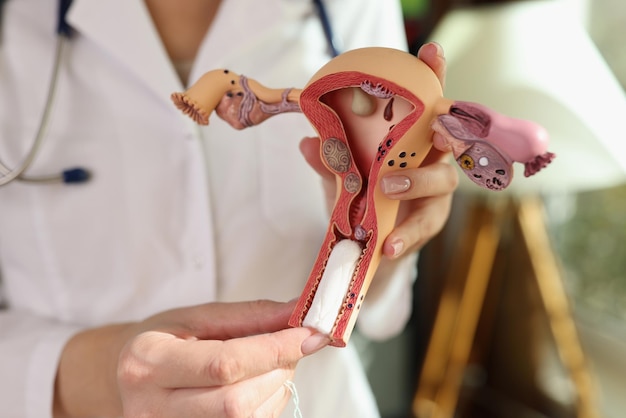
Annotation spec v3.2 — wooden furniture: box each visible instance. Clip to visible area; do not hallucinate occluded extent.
[412,195,599,418]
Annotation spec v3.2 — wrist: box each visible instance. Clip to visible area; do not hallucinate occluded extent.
[54,323,133,417]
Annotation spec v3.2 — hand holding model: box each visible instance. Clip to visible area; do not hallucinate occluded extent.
[52,44,452,418]
[54,300,328,417]
[172,42,554,346]
[1,1,466,417]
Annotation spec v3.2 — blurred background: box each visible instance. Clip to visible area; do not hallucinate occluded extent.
[356,0,626,417]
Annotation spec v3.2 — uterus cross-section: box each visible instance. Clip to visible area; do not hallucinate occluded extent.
[289,67,443,347]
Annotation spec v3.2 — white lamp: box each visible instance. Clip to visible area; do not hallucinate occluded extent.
[429,0,626,195]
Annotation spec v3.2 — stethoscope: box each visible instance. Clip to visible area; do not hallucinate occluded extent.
[0,0,339,187]
[0,0,89,186]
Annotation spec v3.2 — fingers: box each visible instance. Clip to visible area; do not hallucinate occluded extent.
[251,377,295,418]
[119,327,322,390]
[383,192,454,257]
[119,327,326,417]
[117,300,330,418]
[163,368,295,418]
[432,131,454,153]
[380,156,458,202]
[379,154,458,258]
[417,42,446,88]
[375,42,448,258]
[149,299,297,340]
[299,136,333,182]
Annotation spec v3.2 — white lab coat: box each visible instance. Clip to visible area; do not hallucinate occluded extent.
[0,0,417,416]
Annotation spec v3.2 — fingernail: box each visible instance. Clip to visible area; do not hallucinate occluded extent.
[301,333,330,355]
[381,176,411,194]
[431,41,445,58]
[391,239,404,257]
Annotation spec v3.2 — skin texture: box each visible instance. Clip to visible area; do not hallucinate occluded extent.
[144,0,221,85]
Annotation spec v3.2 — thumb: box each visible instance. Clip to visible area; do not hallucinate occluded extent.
[153,299,297,340]
[299,136,334,182]
[299,136,337,214]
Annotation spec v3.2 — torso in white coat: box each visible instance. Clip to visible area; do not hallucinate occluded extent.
[0,0,411,416]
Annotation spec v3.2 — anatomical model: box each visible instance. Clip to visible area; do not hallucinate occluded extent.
[172,47,554,347]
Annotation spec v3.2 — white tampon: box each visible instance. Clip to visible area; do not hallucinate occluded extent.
[302,239,362,334]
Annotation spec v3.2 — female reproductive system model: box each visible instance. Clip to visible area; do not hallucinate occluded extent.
[172,47,555,347]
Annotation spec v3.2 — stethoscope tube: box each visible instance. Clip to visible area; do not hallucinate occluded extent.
[0,0,89,186]
[0,0,337,187]
[313,0,340,58]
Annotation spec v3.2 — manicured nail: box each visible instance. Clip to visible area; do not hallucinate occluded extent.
[391,239,404,257]
[381,176,411,194]
[431,41,445,58]
[418,42,444,59]
[301,333,330,355]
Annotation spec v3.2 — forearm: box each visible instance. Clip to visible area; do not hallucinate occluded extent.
[54,323,133,418]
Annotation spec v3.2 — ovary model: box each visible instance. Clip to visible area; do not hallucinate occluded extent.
[172,47,555,347]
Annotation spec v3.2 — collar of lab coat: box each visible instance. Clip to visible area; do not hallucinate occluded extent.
[64,0,303,109]
[66,0,185,107]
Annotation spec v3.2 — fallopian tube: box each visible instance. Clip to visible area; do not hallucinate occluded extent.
[172,47,554,347]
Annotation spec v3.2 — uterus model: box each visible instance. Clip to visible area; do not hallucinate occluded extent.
[172,47,554,347]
